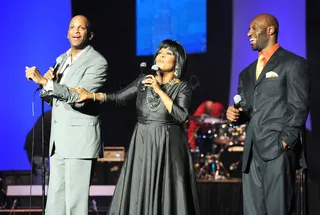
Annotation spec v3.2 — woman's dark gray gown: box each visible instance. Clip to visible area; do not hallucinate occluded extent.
[107,75,200,215]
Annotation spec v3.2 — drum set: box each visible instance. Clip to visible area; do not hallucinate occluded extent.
[188,115,247,180]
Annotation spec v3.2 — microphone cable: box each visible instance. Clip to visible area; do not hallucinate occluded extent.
[28,88,39,215]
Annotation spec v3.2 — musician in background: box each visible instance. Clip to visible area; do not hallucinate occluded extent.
[187,100,225,149]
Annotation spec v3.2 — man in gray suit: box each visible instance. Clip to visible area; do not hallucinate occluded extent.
[25,15,108,215]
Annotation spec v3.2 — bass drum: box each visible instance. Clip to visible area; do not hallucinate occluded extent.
[219,144,244,178]
[195,123,221,155]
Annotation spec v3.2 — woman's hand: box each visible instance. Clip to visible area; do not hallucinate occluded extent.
[69,87,93,102]
[142,75,161,94]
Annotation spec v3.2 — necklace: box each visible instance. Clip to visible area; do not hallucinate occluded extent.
[147,79,176,112]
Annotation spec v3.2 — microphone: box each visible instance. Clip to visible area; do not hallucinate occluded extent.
[140,65,159,91]
[56,63,70,84]
[52,56,63,81]
[34,56,63,91]
[140,62,146,74]
[28,56,63,81]
[233,94,241,109]
[150,64,159,76]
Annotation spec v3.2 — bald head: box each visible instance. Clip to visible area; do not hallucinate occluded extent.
[70,15,92,33]
[252,13,279,39]
[260,14,278,28]
[204,101,225,117]
[204,101,214,114]
[67,15,94,52]
[71,15,88,21]
[248,13,279,51]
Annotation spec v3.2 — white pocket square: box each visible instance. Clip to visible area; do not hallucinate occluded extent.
[266,71,279,78]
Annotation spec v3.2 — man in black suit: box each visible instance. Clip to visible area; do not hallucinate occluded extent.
[227,14,310,215]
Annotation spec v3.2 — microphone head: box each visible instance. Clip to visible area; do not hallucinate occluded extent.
[53,56,63,70]
[140,62,147,68]
[151,64,159,71]
[233,94,241,104]
[56,56,63,64]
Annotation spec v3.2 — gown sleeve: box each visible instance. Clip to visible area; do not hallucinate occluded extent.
[170,82,192,123]
[107,74,145,106]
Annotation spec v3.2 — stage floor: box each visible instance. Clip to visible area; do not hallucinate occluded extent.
[1,171,320,215]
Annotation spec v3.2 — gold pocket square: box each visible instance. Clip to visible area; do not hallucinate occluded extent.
[266,71,279,78]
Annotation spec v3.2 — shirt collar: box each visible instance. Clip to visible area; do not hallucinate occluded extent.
[66,45,90,63]
[258,43,280,62]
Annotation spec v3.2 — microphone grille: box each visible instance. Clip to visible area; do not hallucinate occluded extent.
[140,62,147,67]
[56,56,63,64]
[151,65,159,71]
[234,94,241,104]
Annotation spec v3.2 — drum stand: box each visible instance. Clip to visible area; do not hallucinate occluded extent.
[297,168,307,215]
[192,121,245,180]
[195,153,229,180]
[297,129,308,215]
[213,159,229,180]
[195,159,212,180]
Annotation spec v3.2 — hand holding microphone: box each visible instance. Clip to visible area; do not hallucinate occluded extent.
[25,56,63,86]
[141,64,160,91]
[25,66,48,85]
[43,67,55,81]
[142,65,162,93]
[226,94,242,123]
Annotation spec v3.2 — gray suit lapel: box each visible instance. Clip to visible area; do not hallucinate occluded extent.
[62,46,93,84]
[59,53,68,68]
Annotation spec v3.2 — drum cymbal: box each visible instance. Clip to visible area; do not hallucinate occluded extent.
[214,137,230,144]
[205,154,219,159]
[188,115,228,124]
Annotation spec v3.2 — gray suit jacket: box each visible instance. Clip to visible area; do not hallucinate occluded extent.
[40,45,108,159]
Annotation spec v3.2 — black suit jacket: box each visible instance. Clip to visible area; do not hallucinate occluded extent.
[237,47,310,172]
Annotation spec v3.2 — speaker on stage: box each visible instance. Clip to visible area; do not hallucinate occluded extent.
[91,147,125,185]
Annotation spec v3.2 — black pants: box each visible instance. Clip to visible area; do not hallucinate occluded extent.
[243,144,297,215]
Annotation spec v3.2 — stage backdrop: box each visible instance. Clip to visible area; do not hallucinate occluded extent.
[136,0,206,55]
[0,1,71,170]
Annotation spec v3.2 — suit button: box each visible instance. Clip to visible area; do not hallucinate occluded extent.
[253,108,257,112]
[255,92,258,95]
[54,120,57,124]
